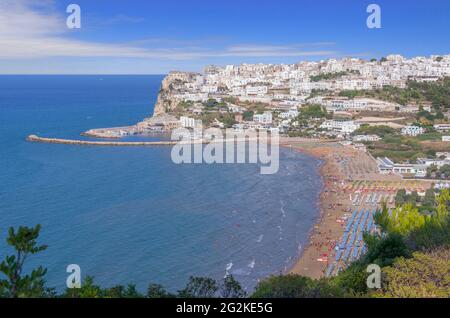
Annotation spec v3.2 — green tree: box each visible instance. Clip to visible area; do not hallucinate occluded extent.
[63,279,146,298]
[410,189,450,248]
[427,165,439,178]
[147,283,175,298]
[243,111,254,121]
[220,275,246,298]
[422,188,436,208]
[362,233,411,267]
[310,71,351,82]
[299,104,327,119]
[205,98,219,108]
[354,125,396,138]
[252,274,343,298]
[377,190,449,248]
[406,191,420,205]
[375,202,426,236]
[394,189,406,205]
[331,262,369,295]
[62,276,103,298]
[104,284,144,298]
[438,165,450,179]
[178,276,218,298]
[0,225,48,298]
[373,248,450,298]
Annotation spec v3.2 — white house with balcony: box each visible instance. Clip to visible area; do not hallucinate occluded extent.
[401,125,424,136]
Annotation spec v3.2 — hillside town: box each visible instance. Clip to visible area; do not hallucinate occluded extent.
[85,54,450,180]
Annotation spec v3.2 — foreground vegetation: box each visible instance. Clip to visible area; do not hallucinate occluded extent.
[1,189,449,298]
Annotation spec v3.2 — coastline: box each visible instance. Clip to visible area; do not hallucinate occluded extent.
[282,138,423,279]
[280,138,352,279]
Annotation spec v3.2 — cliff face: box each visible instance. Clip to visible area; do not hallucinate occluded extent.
[152,71,201,116]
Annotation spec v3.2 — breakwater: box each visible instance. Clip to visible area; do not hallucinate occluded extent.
[26,134,267,147]
[26,135,178,146]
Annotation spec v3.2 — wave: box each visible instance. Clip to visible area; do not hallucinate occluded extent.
[224,262,234,278]
[256,234,263,243]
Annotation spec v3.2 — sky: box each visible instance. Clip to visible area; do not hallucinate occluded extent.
[0,0,449,74]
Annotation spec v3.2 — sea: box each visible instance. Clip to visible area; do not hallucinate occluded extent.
[0,75,323,293]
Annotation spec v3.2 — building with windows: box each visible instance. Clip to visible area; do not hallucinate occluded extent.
[279,106,299,119]
[180,116,196,128]
[352,135,381,142]
[320,120,361,134]
[377,157,427,177]
[401,125,425,136]
[246,85,268,96]
[253,111,273,124]
[434,124,450,132]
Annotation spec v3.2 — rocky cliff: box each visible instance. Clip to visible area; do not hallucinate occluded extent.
[152,71,201,116]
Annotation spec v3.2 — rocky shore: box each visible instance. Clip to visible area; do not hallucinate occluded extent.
[80,72,201,138]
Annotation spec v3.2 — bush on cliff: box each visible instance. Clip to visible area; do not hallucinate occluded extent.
[372,247,450,298]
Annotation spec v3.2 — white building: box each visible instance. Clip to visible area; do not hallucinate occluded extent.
[377,157,427,178]
[227,104,247,113]
[401,125,425,136]
[181,92,208,102]
[443,136,450,142]
[320,120,361,134]
[416,158,450,168]
[253,111,273,124]
[246,86,268,96]
[327,98,398,112]
[329,99,367,111]
[201,85,218,93]
[353,135,381,142]
[279,107,299,119]
[434,124,450,132]
[180,116,196,128]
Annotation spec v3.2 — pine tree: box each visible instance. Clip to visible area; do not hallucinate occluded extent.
[0,225,48,298]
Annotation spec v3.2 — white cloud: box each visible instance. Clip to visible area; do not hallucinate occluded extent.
[0,0,336,61]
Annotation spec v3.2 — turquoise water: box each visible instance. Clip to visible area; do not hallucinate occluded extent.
[0,75,323,292]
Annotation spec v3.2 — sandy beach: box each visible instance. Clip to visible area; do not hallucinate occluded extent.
[280,138,352,278]
[280,138,405,278]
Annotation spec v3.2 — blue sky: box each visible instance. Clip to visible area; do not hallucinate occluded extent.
[0,0,448,74]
